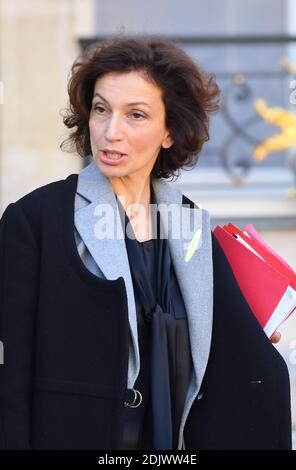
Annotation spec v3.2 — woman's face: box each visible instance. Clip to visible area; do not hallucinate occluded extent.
[89,71,173,180]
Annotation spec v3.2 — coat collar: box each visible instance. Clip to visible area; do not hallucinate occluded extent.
[74,159,213,447]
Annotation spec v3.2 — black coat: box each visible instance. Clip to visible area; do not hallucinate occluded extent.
[0,173,292,450]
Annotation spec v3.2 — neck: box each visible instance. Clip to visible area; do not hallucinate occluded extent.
[108,173,151,213]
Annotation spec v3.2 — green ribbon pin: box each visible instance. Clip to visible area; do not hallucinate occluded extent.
[184,228,202,263]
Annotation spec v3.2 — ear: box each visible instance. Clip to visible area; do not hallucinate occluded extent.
[162,132,174,149]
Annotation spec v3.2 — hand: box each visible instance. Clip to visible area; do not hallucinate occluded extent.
[270,331,281,344]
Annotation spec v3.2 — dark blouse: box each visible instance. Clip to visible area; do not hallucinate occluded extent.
[116,183,193,450]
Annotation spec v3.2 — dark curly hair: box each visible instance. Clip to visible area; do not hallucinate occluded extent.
[61,35,220,179]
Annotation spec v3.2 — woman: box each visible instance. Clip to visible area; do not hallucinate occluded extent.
[0,36,291,450]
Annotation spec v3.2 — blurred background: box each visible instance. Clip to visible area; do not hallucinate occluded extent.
[0,0,295,448]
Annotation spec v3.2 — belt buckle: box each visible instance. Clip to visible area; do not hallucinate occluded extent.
[124,388,143,408]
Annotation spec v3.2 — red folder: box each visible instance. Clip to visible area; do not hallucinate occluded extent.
[213,224,296,337]
[244,223,293,271]
[224,223,296,290]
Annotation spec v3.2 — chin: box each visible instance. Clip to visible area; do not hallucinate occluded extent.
[95,158,131,178]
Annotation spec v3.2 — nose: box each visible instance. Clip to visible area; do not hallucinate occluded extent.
[104,114,124,141]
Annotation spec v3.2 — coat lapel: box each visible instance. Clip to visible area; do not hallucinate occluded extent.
[74,161,140,389]
[152,178,213,449]
[152,179,213,393]
[75,160,213,448]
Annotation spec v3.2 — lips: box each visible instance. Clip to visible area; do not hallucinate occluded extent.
[102,151,124,159]
[99,150,127,166]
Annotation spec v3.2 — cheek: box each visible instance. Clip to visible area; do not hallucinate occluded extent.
[89,118,101,140]
[131,127,160,151]
[131,133,149,150]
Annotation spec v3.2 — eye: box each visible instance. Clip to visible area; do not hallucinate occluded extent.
[93,105,106,113]
[130,112,146,120]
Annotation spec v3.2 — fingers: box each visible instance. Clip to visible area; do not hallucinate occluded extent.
[270,331,281,344]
